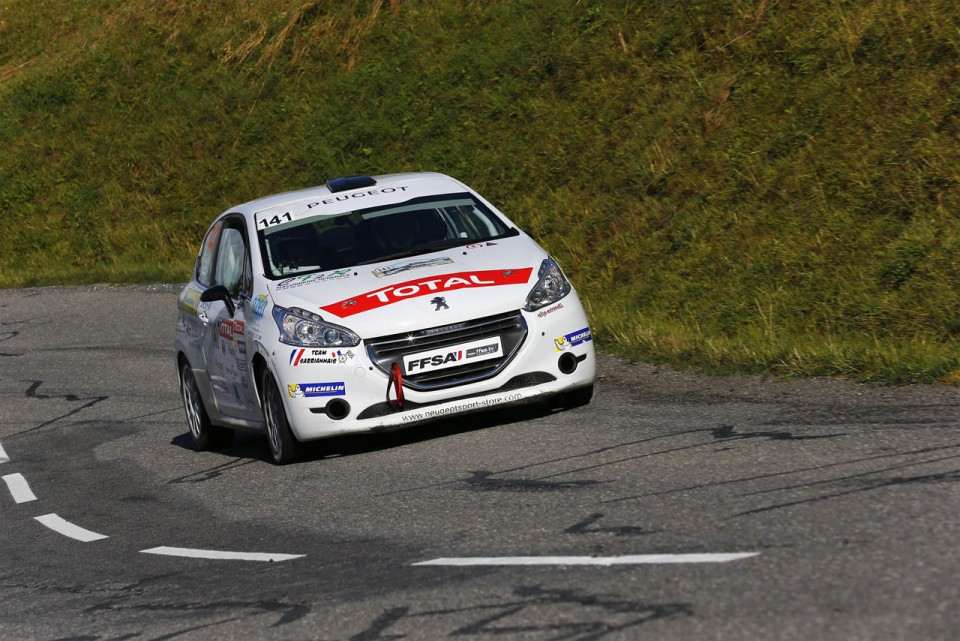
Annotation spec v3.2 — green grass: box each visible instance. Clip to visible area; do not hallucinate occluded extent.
[2,0,959,383]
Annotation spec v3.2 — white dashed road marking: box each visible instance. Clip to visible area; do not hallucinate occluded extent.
[35,514,109,542]
[140,546,304,562]
[2,473,37,503]
[2,442,303,561]
[413,553,760,566]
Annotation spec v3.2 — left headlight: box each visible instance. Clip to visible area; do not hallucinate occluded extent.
[523,257,572,312]
[272,305,361,347]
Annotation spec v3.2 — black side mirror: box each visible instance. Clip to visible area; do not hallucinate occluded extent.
[200,285,235,317]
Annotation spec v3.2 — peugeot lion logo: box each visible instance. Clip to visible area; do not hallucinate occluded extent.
[431,296,449,311]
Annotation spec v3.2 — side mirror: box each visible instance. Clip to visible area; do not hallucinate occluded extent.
[200,285,235,317]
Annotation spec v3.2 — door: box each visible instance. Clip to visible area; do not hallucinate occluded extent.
[200,218,260,420]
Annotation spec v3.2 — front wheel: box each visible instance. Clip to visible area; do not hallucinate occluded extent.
[260,368,301,465]
[179,361,232,451]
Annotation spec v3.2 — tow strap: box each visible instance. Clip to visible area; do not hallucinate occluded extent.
[387,362,405,410]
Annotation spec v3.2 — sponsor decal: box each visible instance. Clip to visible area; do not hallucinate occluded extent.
[275,268,353,291]
[252,294,269,318]
[218,320,235,339]
[322,268,533,318]
[404,336,503,375]
[179,288,202,315]
[257,188,413,226]
[256,212,293,229]
[399,391,525,422]
[307,186,410,209]
[373,257,454,278]
[537,302,564,318]
[233,321,245,336]
[554,327,593,352]
[287,382,346,398]
[431,296,449,311]
[289,348,356,366]
[465,242,498,249]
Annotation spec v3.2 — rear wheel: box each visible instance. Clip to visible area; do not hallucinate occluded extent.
[179,361,232,450]
[261,368,301,465]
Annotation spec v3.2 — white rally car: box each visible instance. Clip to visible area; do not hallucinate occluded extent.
[175,172,595,464]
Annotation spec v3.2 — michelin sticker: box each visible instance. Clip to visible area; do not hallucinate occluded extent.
[287,382,347,398]
[554,327,592,352]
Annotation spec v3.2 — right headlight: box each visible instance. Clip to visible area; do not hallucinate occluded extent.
[272,305,361,347]
[523,257,571,311]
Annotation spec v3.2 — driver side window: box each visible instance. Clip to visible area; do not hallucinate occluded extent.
[196,221,222,287]
[214,226,247,296]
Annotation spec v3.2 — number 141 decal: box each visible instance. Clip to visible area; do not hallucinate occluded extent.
[256,212,293,228]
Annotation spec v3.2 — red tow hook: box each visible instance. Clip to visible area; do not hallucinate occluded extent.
[387,362,405,410]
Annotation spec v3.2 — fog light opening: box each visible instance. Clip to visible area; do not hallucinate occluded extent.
[557,352,579,375]
[326,399,350,420]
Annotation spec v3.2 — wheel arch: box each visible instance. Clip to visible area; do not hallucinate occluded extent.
[175,351,190,383]
[252,351,269,406]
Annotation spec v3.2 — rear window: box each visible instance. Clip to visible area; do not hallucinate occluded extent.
[256,193,517,279]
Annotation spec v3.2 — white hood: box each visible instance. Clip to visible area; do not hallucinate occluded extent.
[267,235,546,338]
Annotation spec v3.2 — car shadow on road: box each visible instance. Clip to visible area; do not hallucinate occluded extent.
[170,399,566,465]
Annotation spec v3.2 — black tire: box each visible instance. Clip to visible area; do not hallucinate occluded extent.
[260,368,301,465]
[179,361,232,451]
[554,385,594,410]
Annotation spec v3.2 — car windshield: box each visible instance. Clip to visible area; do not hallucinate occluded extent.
[257,192,518,279]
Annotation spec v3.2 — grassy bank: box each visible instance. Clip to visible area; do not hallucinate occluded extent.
[2,0,959,383]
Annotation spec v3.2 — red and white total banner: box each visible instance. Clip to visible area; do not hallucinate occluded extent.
[320,268,533,318]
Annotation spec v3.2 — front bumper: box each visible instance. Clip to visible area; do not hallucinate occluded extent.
[271,298,596,441]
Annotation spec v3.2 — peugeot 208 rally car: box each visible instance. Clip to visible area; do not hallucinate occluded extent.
[175,172,595,464]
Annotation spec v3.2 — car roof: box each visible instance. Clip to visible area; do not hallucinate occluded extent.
[228,172,470,217]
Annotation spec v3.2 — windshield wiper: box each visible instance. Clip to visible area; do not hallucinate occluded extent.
[356,239,469,266]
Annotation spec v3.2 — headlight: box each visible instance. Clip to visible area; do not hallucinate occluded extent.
[523,258,572,311]
[272,305,361,347]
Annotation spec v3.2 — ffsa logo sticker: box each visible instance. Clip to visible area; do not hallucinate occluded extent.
[404,336,502,375]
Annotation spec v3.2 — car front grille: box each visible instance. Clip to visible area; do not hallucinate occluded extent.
[364,311,527,391]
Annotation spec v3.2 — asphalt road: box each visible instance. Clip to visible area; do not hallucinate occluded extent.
[1,285,959,640]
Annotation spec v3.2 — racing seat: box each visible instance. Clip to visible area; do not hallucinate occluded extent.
[354,218,387,262]
[316,226,357,270]
[274,235,319,271]
[417,210,450,243]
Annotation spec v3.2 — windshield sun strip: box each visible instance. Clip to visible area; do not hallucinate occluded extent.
[256,192,514,280]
